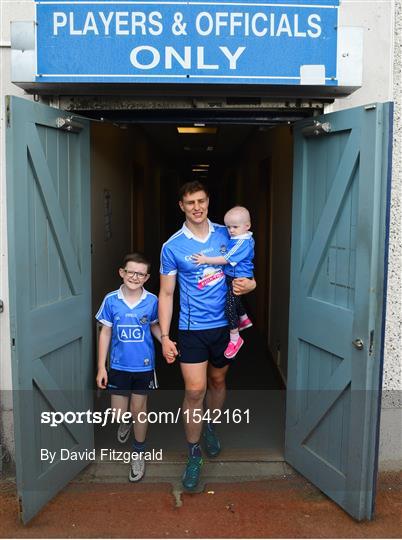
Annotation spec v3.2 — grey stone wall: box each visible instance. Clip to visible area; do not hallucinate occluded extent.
[378,0,402,468]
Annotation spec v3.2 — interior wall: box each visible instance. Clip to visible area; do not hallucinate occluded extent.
[91,123,131,314]
[91,123,165,315]
[224,125,293,381]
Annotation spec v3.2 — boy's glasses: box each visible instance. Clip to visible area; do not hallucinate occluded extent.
[123,269,148,280]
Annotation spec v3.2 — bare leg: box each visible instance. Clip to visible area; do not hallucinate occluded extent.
[180,361,208,443]
[130,393,148,443]
[206,364,230,413]
[111,394,130,419]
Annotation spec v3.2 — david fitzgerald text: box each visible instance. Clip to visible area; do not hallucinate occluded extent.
[41,448,163,464]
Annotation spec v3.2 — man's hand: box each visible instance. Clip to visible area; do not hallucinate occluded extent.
[191,253,207,265]
[232,277,256,296]
[96,367,108,389]
[162,337,179,364]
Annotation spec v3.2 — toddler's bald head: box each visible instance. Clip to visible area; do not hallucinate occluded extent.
[224,206,251,237]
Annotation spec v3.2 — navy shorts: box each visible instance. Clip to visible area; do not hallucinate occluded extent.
[178,326,231,368]
[107,368,158,396]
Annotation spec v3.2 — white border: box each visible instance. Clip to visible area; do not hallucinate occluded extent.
[37,74,336,80]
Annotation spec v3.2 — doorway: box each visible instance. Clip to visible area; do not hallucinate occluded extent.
[89,118,294,461]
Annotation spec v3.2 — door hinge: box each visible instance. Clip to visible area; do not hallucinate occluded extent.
[302,121,331,138]
[5,96,11,127]
[369,330,375,355]
[0,300,3,313]
[56,116,84,133]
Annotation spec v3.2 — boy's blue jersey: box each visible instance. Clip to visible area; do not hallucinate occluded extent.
[95,287,158,372]
[160,221,230,330]
[224,232,255,278]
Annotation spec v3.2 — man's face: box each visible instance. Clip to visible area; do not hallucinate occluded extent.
[179,190,209,225]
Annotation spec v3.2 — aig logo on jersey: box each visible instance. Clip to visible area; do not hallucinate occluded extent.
[117,325,144,342]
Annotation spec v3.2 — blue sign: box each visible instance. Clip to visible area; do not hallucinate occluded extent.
[35,0,339,85]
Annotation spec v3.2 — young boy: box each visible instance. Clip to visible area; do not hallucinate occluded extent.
[192,206,254,358]
[96,252,162,482]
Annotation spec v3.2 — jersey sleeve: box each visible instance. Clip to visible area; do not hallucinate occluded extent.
[223,239,253,266]
[150,297,159,325]
[160,243,178,275]
[95,296,113,327]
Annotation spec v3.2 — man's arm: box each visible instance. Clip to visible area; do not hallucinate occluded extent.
[232,277,257,296]
[158,274,179,363]
[96,325,112,389]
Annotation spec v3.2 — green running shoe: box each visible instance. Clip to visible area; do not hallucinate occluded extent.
[182,456,203,490]
[203,427,221,457]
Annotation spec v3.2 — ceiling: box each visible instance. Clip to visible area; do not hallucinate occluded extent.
[82,106,312,180]
[140,122,256,179]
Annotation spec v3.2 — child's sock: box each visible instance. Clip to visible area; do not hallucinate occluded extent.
[188,442,202,458]
[133,438,146,453]
[239,314,248,322]
[230,330,240,343]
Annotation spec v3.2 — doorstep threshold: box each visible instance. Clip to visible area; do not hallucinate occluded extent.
[78,460,292,484]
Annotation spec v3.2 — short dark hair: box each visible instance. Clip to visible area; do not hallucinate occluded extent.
[121,252,151,273]
[178,181,209,201]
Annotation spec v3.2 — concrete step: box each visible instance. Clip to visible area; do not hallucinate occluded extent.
[77,459,293,486]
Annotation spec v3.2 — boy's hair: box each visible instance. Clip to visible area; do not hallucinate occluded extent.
[121,252,151,273]
[178,181,209,201]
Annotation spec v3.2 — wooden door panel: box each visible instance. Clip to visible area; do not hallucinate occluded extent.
[6,97,93,523]
[285,104,392,520]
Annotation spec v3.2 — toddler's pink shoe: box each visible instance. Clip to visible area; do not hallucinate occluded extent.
[224,336,244,359]
[239,317,253,331]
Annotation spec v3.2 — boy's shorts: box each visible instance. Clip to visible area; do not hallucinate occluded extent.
[177,326,231,368]
[107,368,158,396]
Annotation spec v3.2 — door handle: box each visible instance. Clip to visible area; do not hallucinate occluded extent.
[352,338,364,350]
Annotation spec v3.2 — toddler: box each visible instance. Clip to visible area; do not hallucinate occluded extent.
[192,206,254,358]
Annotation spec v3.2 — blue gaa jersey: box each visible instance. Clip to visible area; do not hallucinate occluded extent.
[95,287,158,372]
[160,220,230,330]
[224,232,255,278]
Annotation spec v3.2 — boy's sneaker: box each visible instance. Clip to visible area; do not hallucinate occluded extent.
[202,427,221,458]
[239,317,253,331]
[224,336,244,359]
[182,456,203,490]
[129,454,145,482]
[117,421,131,444]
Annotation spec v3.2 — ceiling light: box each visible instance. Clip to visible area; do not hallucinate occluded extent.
[206,146,214,151]
[194,164,210,168]
[177,127,217,134]
[192,168,209,172]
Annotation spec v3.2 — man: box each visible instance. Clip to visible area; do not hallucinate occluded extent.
[159,181,256,490]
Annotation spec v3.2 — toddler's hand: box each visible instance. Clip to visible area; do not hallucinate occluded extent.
[191,253,207,265]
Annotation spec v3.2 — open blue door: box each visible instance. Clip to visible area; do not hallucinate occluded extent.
[285,103,392,521]
[6,96,93,523]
